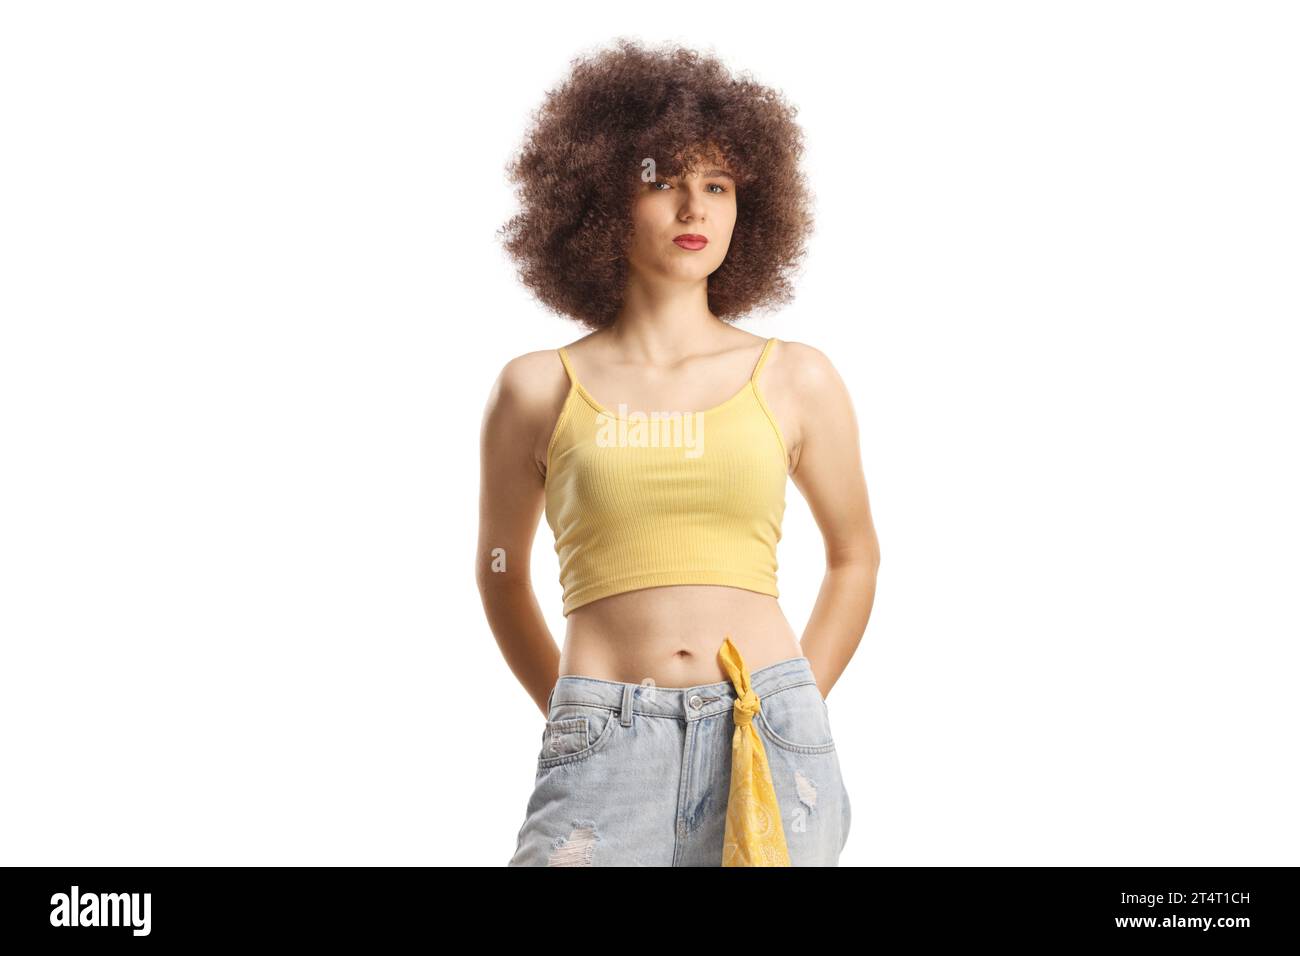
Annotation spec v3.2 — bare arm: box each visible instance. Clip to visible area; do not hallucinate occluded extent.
[786,344,881,699]
[476,352,565,717]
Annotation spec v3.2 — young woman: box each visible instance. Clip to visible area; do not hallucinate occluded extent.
[479,39,880,866]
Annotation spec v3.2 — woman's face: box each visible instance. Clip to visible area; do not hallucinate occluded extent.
[626,162,737,282]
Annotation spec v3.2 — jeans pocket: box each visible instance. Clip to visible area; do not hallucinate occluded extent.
[756,681,837,754]
[536,702,619,770]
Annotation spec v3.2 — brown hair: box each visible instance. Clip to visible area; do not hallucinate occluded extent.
[497,37,815,331]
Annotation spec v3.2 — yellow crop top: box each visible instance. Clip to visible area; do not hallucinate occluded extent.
[543,337,789,616]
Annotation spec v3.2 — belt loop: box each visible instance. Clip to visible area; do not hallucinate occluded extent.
[620,684,634,726]
[547,683,556,713]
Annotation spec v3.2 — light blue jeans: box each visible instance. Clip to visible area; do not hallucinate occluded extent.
[508,655,852,866]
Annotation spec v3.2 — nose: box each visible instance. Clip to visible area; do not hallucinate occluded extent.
[678,186,707,221]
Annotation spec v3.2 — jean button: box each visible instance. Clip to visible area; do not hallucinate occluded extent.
[689,694,703,709]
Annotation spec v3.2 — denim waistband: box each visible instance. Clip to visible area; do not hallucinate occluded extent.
[548,654,818,726]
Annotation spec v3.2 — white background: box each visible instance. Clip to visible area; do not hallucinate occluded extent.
[2,1,1296,866]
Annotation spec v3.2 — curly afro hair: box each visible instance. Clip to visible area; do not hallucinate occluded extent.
[497,37,815,331]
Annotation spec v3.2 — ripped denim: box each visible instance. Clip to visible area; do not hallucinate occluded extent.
[508,655,852,866]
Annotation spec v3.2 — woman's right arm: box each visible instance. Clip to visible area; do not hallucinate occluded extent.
[476,351,566,717]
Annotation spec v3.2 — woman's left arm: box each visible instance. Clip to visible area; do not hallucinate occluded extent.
[785,343,881,699]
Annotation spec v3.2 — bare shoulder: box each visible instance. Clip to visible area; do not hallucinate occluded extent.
[772,339,848,395]
[482,346,576,480]
[486,347,569,422]
[763,340,856,474]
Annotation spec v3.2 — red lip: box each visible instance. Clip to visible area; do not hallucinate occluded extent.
[673,234,708,250]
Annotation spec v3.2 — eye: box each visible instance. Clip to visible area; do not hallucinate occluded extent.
[651,180,729,194]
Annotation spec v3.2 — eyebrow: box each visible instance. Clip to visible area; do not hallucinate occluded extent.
[661,168,736,182]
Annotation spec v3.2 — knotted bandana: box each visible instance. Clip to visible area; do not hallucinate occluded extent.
[718,635,791,866]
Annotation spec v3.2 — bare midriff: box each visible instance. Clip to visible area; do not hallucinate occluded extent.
[559,584,802,688]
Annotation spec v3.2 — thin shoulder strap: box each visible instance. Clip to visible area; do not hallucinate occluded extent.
[750,337,778,383]
[556,347,578,387]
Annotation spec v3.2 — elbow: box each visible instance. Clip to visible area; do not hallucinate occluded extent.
[826,543,880,575]
[476,554,534,606]
[826,527,880,573]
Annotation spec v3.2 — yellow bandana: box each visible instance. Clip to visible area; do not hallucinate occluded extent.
[718,636,791,866]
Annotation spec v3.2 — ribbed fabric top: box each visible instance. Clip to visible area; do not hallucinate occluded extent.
[544,337,789,616]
